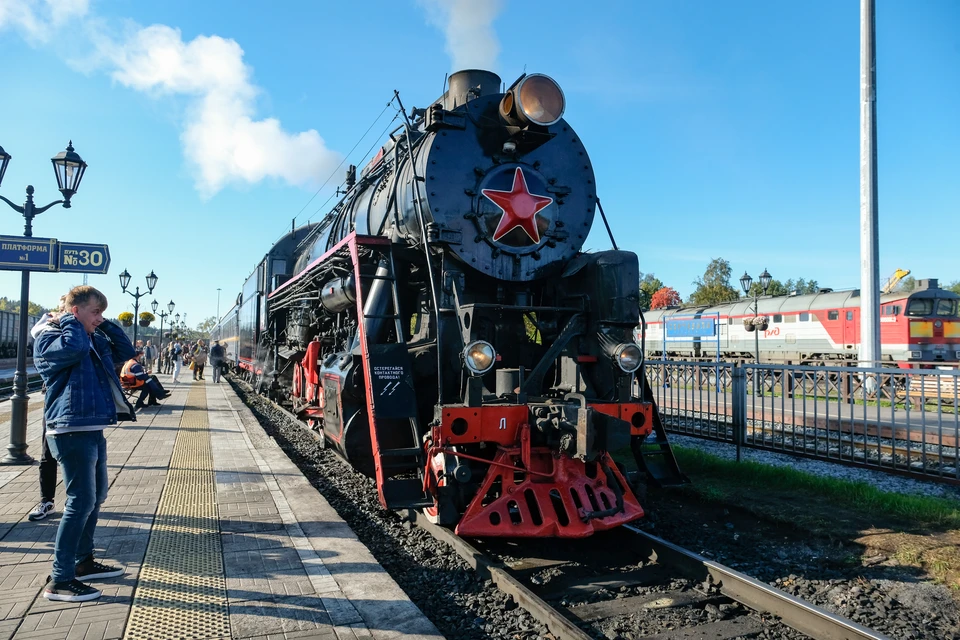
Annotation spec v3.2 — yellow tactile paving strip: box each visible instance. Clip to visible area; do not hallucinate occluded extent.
[123,384,231,640]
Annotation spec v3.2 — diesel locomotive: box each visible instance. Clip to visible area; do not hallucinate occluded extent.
[212,70,685,537]
[642,279,960,366]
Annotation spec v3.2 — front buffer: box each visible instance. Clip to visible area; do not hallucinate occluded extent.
[426,399,654,538]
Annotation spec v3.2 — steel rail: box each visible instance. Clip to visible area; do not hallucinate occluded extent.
[622,524,890,640]
[230,372,891,640]
[411,512,593,640]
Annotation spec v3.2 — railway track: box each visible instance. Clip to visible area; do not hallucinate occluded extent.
[0,376,44,402]
[413,514,889,640]
[230,375,891,640]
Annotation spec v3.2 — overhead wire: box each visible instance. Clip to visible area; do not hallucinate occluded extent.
[305,109,402,224]
[269,97,398,245]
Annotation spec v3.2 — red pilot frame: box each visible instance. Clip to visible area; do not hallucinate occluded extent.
[428,403,654,537]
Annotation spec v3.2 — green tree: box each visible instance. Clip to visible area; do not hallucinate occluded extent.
[689,258,740,305]
[198,316,217,334]
[896,276,917,293]
[638,273,664,310]
[746,277,821,297]
[0,297,51,315]
[947,280,960,296]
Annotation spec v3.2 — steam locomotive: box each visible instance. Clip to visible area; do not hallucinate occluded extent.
[212,70,685,537]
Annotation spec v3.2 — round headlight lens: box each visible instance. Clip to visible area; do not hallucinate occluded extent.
[464,340,496,375]
[615,343,643,373]
[517,74,565,126]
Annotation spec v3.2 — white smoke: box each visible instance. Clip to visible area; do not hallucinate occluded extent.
[418,0,503,71]
[0,0,90,42]
[95,24,341,197]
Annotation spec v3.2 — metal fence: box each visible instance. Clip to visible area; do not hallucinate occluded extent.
[643,360,960,484]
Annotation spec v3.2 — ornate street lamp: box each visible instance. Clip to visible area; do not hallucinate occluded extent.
[51,141,88,207]
[156,299,175,371]
[0,141,88,465]
[120,269,158,347]
[740,269,773,364]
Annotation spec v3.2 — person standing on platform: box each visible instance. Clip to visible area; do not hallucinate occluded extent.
[143,341,156,373]
[26,296,65,522]
[209,340,225,384]
[192,340,207,381]
[171,341,183,383]
[34,285,135,602]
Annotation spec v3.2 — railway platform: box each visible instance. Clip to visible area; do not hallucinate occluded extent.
[0,377,442,640]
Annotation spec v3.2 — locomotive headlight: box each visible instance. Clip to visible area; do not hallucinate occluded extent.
[464,340,496,375]
[500,74,565,127]
[614,343,643,373]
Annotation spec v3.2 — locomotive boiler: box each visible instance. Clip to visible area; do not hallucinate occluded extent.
[216,70,685,537]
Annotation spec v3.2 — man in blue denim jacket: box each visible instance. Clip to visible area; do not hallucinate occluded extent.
[34,286,136,602]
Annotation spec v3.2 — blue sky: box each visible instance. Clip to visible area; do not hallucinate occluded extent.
[0,0,957,327]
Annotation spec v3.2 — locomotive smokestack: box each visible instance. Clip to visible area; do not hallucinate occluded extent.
[442,69,502,110]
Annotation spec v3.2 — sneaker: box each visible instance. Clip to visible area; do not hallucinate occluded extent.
[44,579,101,602]
[27,500,55,521]
[75,558,125,580]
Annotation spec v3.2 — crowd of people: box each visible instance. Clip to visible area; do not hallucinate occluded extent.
[28,285,230,603]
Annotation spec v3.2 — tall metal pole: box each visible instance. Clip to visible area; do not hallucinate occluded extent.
[132,287,140,347]
[859,0,881,367]
[4,190,39,464]
[753,293,760,365]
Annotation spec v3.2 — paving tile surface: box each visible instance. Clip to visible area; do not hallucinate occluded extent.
[0,377,440,640]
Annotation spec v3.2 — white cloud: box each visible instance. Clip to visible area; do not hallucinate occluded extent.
[0,0,90,41]
[95,24,341,197]
[418,0,502,72]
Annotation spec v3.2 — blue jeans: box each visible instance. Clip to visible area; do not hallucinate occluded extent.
[47,431,108,583]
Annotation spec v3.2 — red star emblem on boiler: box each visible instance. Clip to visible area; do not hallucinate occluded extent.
[482,167,553,244]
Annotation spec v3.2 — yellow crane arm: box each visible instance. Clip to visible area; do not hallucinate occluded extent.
[881,268,911,294]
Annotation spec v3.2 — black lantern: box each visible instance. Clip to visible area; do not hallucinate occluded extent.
[759,268,772,293]
[0,145,10,189]
[151,299,159,314]
[145,270,158,292]
[739,272,752,295]
[168,300,175,313]
[119,269,132,291]
[50,141,87,207]
[175,313,180,323]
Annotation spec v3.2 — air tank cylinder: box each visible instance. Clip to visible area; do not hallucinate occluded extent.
[319,275,356,314]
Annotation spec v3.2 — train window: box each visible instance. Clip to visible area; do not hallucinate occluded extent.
[773,314,782,323]
[906,298,934,316]
[799,312,810,322]
[784,314,796,323]
[827,310,839,320]
[846,311,854,321]
[936,299,959,317]
[728,317,734,325]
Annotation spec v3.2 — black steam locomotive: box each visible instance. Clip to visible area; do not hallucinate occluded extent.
[212,70,685,537]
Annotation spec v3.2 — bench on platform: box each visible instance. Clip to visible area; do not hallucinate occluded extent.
[898,376,959,410]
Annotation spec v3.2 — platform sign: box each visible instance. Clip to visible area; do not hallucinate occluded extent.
[664,313,722,362]
[0,236,58,272]
[665,317,717,338]
[58,242,110,274]
[0,235,110,274]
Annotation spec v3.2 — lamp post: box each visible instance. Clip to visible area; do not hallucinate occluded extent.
[0,142,88,465]
[216,288,222,322]
[156,299,175,354]
[120,269,158,348]
[740,269,772,364]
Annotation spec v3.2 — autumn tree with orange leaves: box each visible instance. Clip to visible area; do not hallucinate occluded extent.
[650,287,682,309]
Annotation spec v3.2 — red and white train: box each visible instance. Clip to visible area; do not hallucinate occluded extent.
[640,279,960,367]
